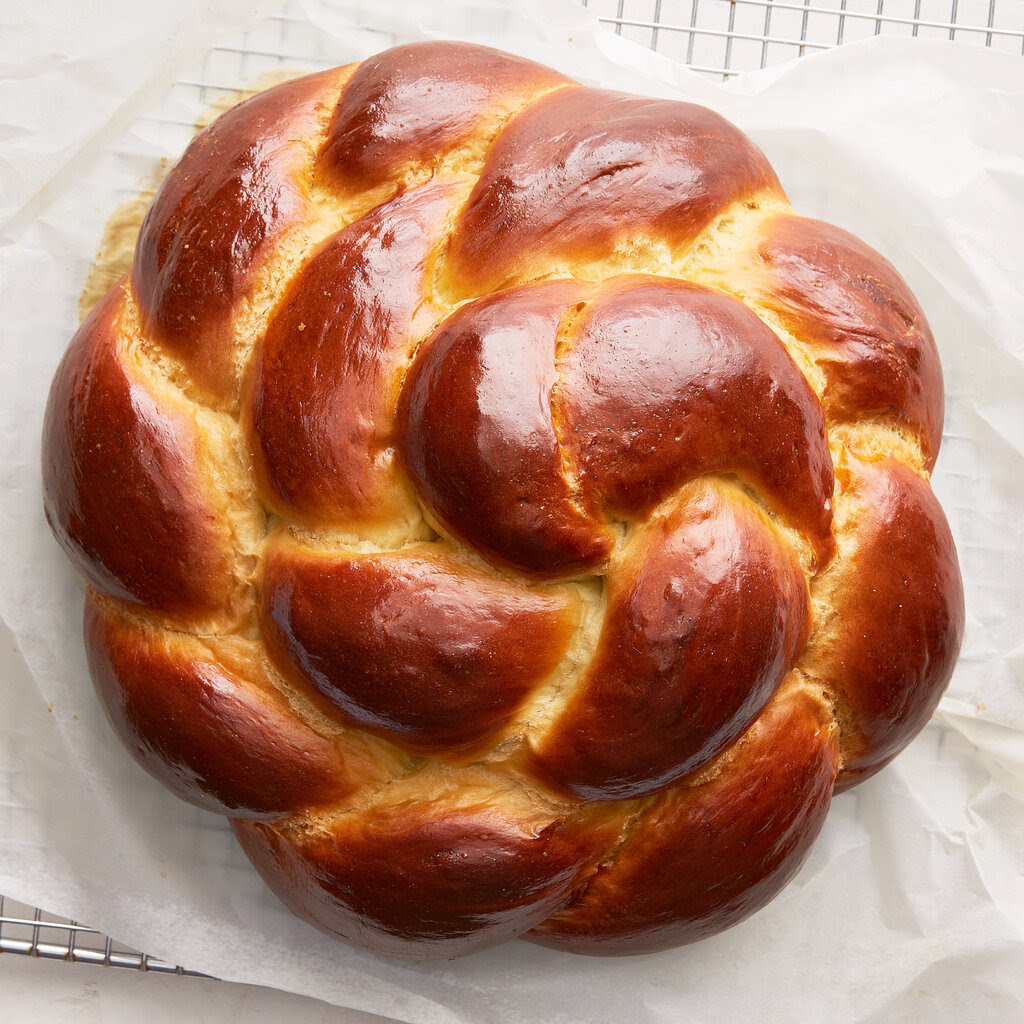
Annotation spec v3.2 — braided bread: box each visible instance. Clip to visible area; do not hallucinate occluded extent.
[42,41,965,959]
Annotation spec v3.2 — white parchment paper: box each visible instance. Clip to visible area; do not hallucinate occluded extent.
[2,1,1023,1021]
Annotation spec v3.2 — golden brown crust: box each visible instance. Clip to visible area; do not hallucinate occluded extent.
[397,280,616,576]
[260,538,580,755]
[84,591,376,818]
[45,40,964,961]
[446,87,783,294]
[232,774,625,959]
[801,450,965,789]
[132,68,349,402]
[245,179,460,531]
[318,41,571,192]
[530,481,809,800]
[749,214,944,466]
[41,285,249,624]
[528,688,838,953]
[556,275,834,558]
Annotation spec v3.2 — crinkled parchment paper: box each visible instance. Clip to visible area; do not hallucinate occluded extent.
[1,1,1022,1021]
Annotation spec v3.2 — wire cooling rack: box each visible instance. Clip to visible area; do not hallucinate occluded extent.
[584,0,1024,77]
[3,0,1021,981]
[0,894,207,975]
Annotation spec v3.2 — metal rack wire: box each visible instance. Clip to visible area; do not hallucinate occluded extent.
[0,894,207,975]
[583,0,1024,78]
[3,0,1021,980]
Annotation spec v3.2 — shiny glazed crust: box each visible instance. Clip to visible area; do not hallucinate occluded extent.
[42,40,965,960]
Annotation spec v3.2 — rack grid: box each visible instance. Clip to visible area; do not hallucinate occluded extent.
[0,893,207,975]
[583,0,1023,79]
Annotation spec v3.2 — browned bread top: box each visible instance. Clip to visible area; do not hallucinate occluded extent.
[42,41,964,960]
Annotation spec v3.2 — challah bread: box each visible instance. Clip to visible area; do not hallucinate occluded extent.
[42,41,965,959]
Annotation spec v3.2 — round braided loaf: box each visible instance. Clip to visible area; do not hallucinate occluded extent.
[42,41,965,959]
